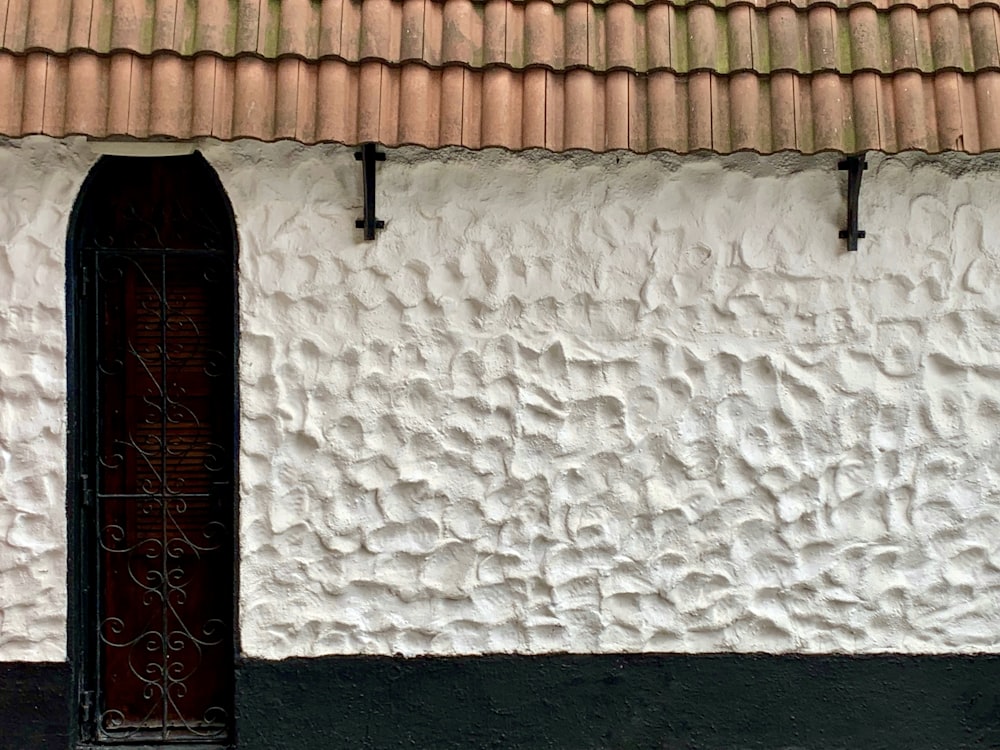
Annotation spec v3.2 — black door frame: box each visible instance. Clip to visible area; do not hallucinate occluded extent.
[65,152,240,749]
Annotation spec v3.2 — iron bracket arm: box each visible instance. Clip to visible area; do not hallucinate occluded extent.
[355,142,386,240]
[839,153,867,252]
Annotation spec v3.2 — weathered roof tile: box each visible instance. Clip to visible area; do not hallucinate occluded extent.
[727,6,754,70]
[2,0,999,154]
[4,48,1000,154]
[6,0,1000,75]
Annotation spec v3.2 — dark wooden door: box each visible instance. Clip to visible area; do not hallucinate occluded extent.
[74,155,236,745]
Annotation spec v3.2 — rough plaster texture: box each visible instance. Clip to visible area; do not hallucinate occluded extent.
[0,138,90,660]
[212,142,1000,659]
[4,137,1000,662]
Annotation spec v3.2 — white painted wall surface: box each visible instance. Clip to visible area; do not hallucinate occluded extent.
[4,138,1000,661]
[0,138,91,660]
[219,143,1000,658]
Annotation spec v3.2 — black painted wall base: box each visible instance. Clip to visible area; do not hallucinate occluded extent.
[235,654,1000,750]
[0,661,71,749]
[2,655,998,749]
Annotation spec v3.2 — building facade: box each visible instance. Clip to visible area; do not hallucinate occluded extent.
[3,1,1000,748]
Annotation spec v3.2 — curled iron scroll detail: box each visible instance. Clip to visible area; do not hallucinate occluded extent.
[92,248,232,743]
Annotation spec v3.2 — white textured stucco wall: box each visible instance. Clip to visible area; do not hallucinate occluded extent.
[0,138,91,660]
[4,138,1000,661]
[219,143,1000,658]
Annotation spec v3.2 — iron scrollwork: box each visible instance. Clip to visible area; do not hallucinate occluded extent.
[92,248,232,743]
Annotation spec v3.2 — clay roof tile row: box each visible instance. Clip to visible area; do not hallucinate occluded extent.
[3,51,997,153]
[5,0,1000,74]
[1,0,998,154]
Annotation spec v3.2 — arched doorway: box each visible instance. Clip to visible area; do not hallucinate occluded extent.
[68,153,238,746]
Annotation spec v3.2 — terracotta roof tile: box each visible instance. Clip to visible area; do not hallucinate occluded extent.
[1,0,998,154]
[1,49,996,153]
[4,0,999,74]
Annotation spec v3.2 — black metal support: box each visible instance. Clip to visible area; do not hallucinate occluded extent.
[839,153,867,252]
[355,142,386,240]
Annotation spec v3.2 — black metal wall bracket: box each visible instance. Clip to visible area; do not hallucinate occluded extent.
[839,153,867,252]
[355,142,386,240]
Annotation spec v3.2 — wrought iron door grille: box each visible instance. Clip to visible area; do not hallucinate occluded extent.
[88,247,233,744]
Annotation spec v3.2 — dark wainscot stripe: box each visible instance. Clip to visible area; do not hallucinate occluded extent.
[0,661,71,749]
[235,653,1000,750]
[4,655,994,749]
